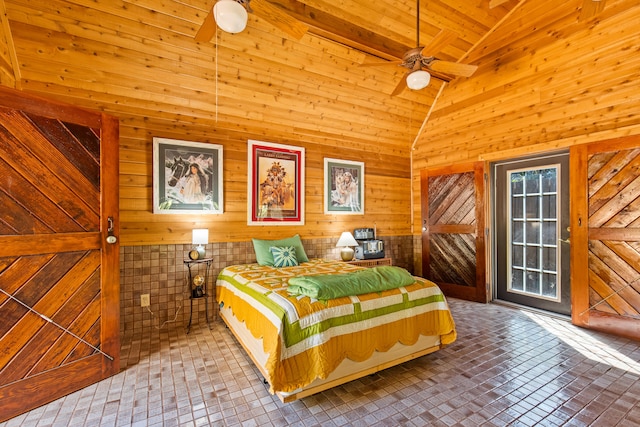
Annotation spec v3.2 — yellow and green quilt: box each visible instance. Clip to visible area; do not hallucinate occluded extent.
[216,259,456,393]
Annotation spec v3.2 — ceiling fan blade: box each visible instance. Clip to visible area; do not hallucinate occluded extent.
[390,74,408,96]
[250,0,308,39]
[580,0,606,20]
[421,29,458,57]
[195,8,217,42]
[428,60,478,77]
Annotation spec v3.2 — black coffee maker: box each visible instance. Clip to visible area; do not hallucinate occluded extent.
[353,228,385,259]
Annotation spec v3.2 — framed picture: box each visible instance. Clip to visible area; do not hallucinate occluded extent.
[152,137,223,214]
[324,158,364,214]
[248,140,305,225]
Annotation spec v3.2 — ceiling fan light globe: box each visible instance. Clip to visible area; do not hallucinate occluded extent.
[406,70,431,90]
[214,0,248,34]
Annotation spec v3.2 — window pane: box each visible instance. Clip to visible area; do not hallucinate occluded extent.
[512,222,523,243]
[542,222,557,245]
[543,247,557,271]
[526,196,540,218]
[526,247,539,268]
[512,199,523,219]
[526,221,540,244]
[525,271,540,294]
[511,172,524,194]
[541,169,557,192]
[525,172,540,193]
[512,245,523,267]
[542,194,556,219]
[542,273,557,298]
[511,270,524,291]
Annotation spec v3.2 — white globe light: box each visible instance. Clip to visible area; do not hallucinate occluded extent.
[214,0,248,34]
[406,70,431,90]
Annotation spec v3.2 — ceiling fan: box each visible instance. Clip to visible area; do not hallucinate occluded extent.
[362,1,478,96]
[194,0,308,42]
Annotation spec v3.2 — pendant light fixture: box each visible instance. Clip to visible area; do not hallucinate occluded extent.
[406,69,431,90]
[214,0,248,34]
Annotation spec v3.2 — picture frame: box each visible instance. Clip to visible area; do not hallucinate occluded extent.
[248,140,305,225]
[152,137,223,214]
[324,157,364,214]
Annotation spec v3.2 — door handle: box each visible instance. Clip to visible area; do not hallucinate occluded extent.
[106,216,117,244]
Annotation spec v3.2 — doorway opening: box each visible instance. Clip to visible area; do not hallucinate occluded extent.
[492,152,571,316]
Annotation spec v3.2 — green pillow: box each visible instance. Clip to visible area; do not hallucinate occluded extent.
[270,246,298,267]
[252,234,309,266]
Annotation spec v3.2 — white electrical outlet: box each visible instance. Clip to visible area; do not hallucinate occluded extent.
[140,294,150,307]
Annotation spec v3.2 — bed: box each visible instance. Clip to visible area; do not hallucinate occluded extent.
[216,257,456,402]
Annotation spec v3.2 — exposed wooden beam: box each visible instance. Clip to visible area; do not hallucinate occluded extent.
[268,0,411,61]
[267,0,458,82]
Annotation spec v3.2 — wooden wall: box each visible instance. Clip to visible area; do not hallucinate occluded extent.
[2,0,639,250]
[411,0,640,236]
[118,117,413,245]
[1,0,440,247]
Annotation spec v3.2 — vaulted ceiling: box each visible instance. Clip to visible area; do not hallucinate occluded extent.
[1,0,635,245]
[0,0,620,156]
[0,1,530,144]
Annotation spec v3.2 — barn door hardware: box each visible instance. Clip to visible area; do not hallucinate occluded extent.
[0,288,115,361]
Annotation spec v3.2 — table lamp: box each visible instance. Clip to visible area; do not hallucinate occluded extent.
[192,228,209,259]
[336,231,359,261]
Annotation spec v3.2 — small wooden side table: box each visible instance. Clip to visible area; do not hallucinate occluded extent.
[184,258,213,333]
[346,257,392,268]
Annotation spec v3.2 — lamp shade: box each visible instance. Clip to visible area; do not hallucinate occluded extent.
[406,69,431,90]
[192,228,209,245]
[336,231,358,248]
[214,0,248,34]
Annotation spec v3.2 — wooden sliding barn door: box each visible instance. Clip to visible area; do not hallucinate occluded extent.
[420,162,487,302]
[0,86,120,422]
[571,135,640,339]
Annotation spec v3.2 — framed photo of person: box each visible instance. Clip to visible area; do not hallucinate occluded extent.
[152,137,223,214]
[324,158,364,214]
[248,140,305,225]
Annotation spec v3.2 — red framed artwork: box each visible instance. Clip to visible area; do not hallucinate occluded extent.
[247,140,305,225]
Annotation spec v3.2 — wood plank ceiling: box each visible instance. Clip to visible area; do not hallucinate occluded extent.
[0,0,522,155]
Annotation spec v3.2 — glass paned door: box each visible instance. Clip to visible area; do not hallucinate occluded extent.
[494,153,570,315]
[508,167,560,301]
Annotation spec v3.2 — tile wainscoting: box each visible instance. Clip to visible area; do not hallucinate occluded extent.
[120,235,415,336]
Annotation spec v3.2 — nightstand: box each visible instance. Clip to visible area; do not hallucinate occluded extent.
[347,257,392,267]
[184,258,213,333]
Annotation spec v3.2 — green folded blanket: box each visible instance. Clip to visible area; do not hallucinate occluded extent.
[287,266,416,300]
